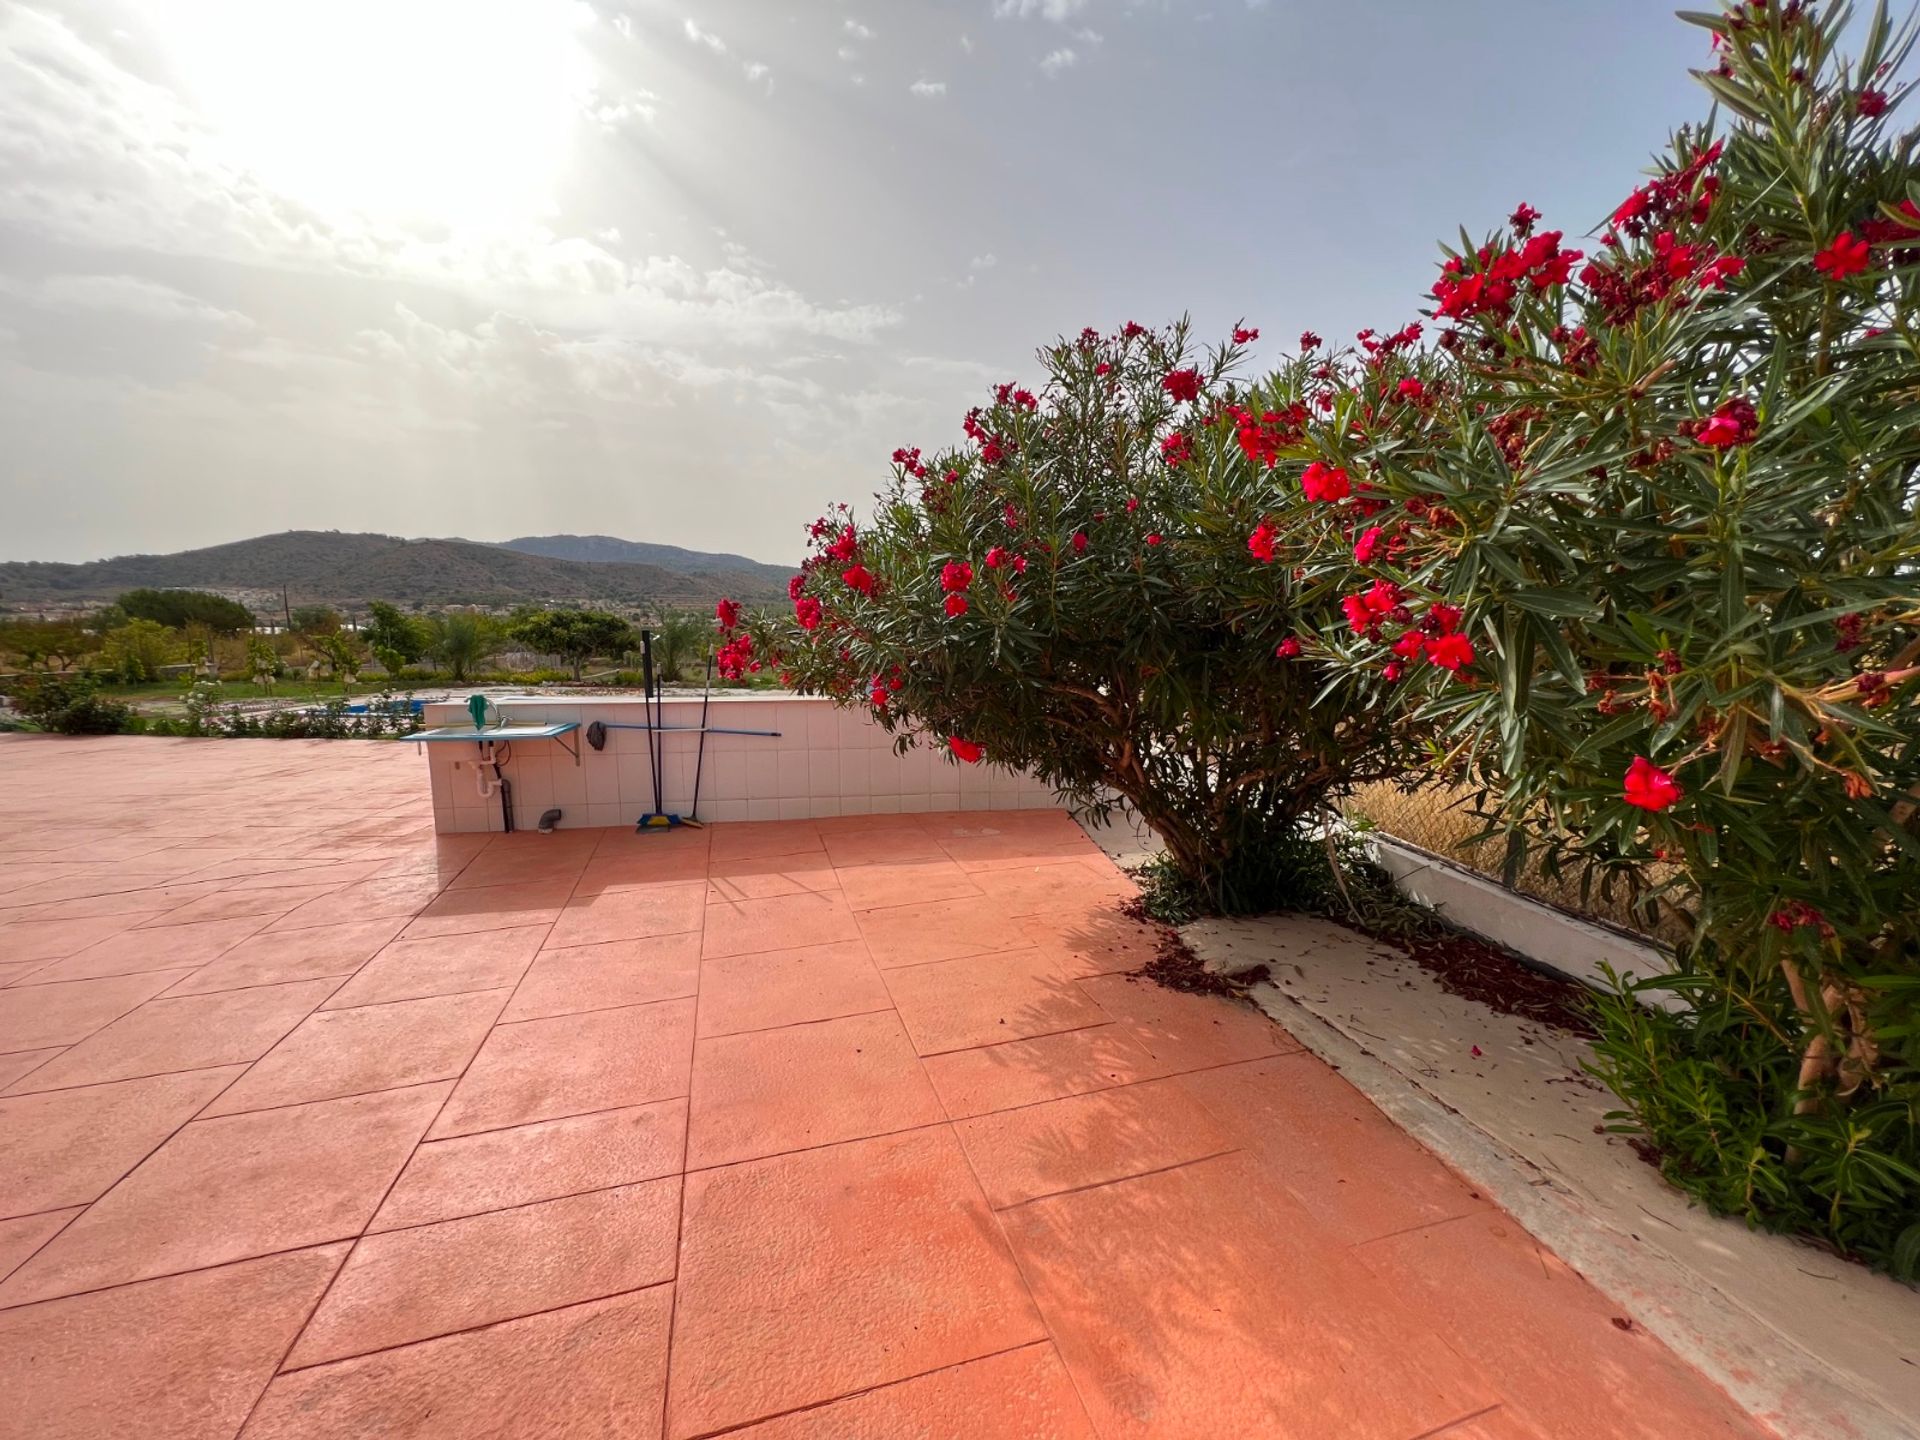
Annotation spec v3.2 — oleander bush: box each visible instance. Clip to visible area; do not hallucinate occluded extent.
[715,0,1920,1271]
[714,319,1427,914]
[1262,0,1920,1272]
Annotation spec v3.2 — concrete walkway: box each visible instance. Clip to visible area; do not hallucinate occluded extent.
[0,736,1767,1438]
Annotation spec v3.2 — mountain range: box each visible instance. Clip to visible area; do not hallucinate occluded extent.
[0,531,793,612]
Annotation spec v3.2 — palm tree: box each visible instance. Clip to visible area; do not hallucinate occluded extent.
[426,612,499,683]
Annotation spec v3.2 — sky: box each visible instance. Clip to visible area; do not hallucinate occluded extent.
[0,0,1712,567]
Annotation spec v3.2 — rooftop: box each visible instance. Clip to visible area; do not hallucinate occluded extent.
[0,735,1763,1439]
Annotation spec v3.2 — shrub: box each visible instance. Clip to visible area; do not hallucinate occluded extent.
[716,319,1423,912]
[1264,3,1920,1271]
[99,619,178,684]
[12,674,132,735]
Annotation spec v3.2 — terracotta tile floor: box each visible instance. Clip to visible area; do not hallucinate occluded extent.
[0,735,1769,1440]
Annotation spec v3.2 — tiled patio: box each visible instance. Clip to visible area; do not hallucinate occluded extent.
[0,735,1765,1439]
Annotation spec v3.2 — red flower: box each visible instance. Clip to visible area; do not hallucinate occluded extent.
[716,634,758,678]
[1381,661,1405,682]
[1094,361,1111,376]
[1692,397,1758,449]
[794,596,823,630]
[1231,326,1260,344]
[1160,432,1193,466]
[1426,602,1462,635]
[1424,632,1476,672]
[1813,232,1871,281]
[1071,531,1089,554]
[1858,88,1889,117]
[1160,367,1203,404]
[1397,377,1426,402]
[1012,554,1028,573]
[944,593,969,618]
[1509,201,1541,235]
[1353,526,1385,565]
[842,564,876,596]
[1276,636,1302,658]
[1145,533,1164,547]
[1362,579,1403,614]
[869,682,888,710]
[984,545,1009,569]
[1695,253,1746,290]
[891,446,927,479]
[1300,461,1352,502]
[939,560,973,592]
[787,573,807,602]
[1298,330,1322,350]
[1623,756,1683,812]
[1248,520,1279,563]
[1341,595,1372,632]
[714,597,741,631]
[1126,496,1140,513]
[948,736,984,764]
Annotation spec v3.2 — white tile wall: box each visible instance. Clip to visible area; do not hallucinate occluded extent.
[420,694,1060,834]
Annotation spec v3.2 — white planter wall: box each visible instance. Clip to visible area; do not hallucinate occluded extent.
[421,694,1058,834]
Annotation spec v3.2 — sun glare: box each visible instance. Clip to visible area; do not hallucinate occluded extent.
[160,0,598,231]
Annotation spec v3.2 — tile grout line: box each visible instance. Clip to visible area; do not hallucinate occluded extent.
[939,1045,1314,1125]
[897,888,1109,1440]
[914,1017,1114,1059]
[658,834,712,1440]
[3,909,283,988]
[939,1058,1105,1440]
[270,1277,679,1379]
[1407,1401,1509,1439]
[682,1338,1060,1440]
[991,1146,1245,1214]
[229,860,572,1434]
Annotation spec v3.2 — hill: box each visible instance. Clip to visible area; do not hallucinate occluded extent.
[0,531,790,611]
[498,534,786,584]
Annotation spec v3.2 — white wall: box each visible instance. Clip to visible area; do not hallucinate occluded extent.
[1369,834,1676,999]
[421,694,1058,834]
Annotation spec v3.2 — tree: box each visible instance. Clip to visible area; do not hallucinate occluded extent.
[100,618,178,683]
[0,619,94,672]
[289,605,342,636]
[364,601,428,673]
[646,609,711,683]
[510,608,635,681]
[1263,3,1920,1270]
[117,588,255,633]
[717,320,1418,912]
[426,611,500,683]
[245,634,281,690]
[314,630,363,682]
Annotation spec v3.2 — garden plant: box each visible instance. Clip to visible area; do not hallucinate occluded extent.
[720,1,1920,1272]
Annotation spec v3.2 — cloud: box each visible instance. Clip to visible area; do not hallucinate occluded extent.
[1039,47,1078,75]
[992,0,1089,20]
[843,18,874,39]
[960,33,974,53]
[585,88,658,130]
[2,273,252,330]
[682,17,726,52]
[0,11,886,350]
[968,253,997,271]
[682,17,772,89]
[909,78,947,98]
